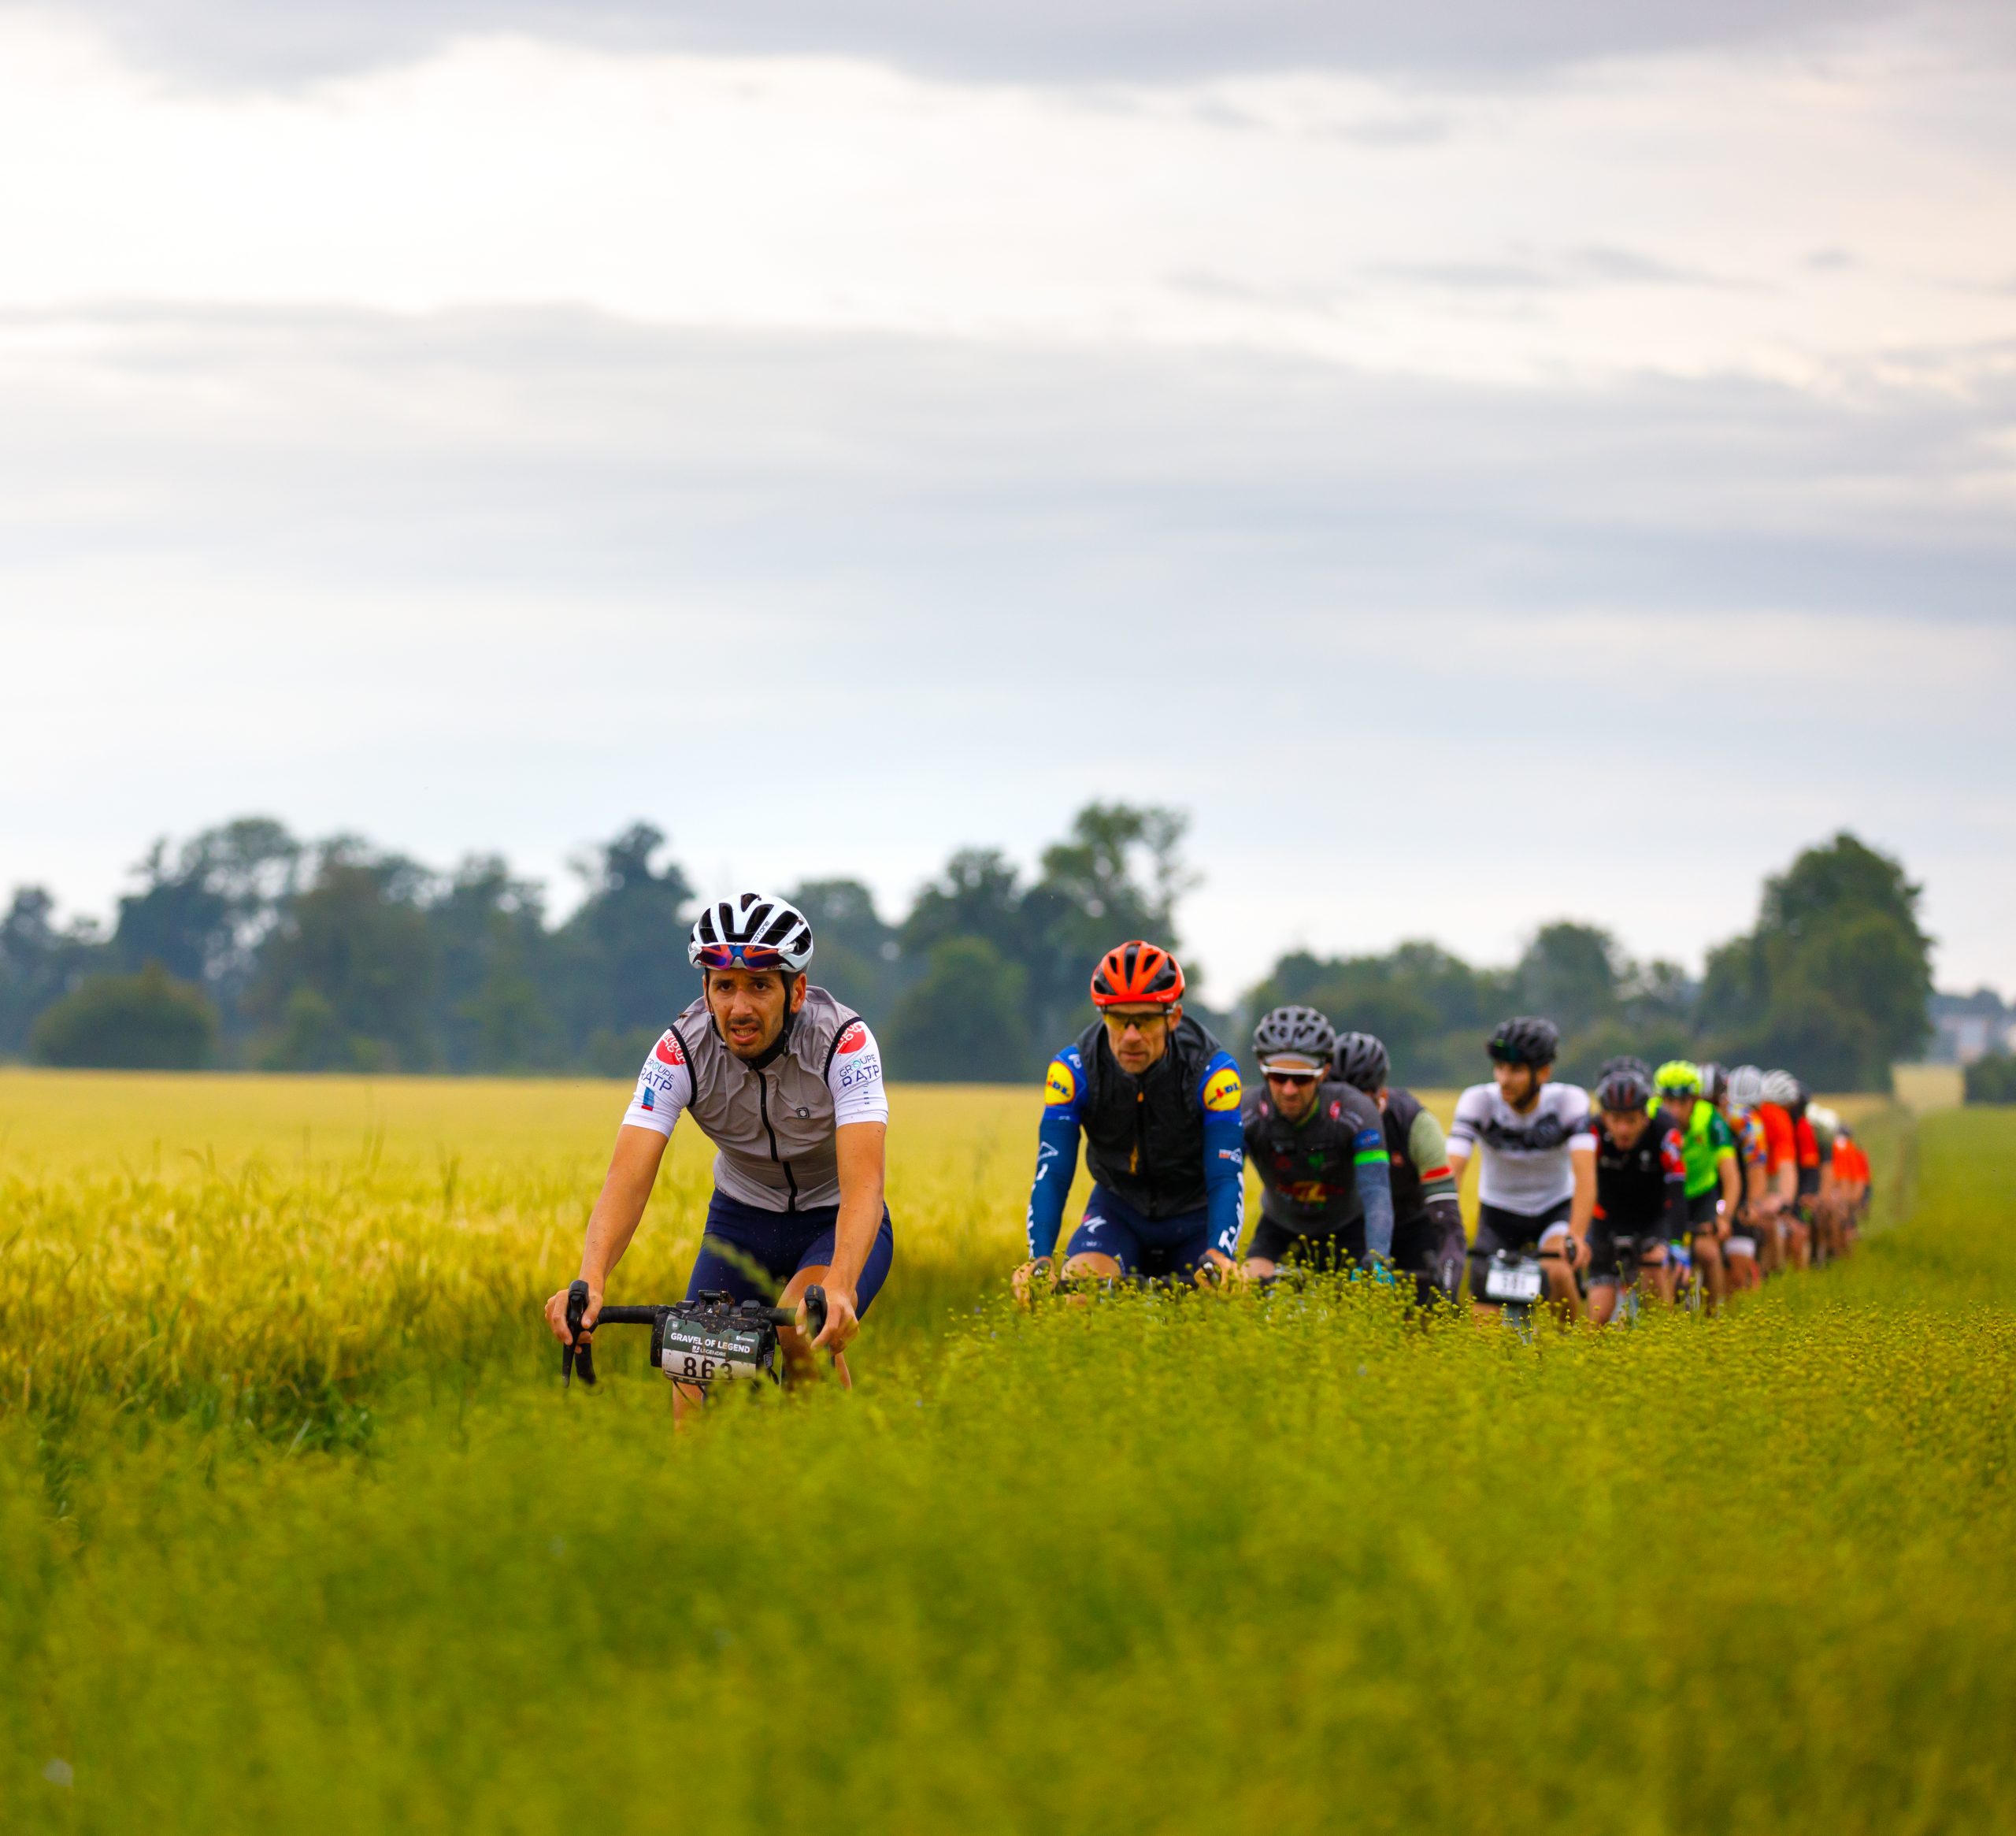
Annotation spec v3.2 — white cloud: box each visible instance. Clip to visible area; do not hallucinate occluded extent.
[0,11,2012,385]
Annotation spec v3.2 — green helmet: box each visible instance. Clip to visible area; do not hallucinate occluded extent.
[1655,1059,1702,1097]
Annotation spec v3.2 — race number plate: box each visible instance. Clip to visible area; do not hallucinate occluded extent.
[1484,1262,1544,1303]
[659,1319,767,1385]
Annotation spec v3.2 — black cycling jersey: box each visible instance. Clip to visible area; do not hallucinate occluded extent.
[1593,1117,1688,1238]
[1382,1087,1433,1223]
[1243,1080,1384,1232]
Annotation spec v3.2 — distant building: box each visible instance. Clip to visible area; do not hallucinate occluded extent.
[1928,989,2015,1064]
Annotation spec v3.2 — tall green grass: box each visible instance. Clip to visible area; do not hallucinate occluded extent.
[4,1096,2013,1833]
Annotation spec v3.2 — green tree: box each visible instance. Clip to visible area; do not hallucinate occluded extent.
[1705,833,1933,1089]
[549,823,695,1064]
[426,857,557,1071]
[1,887,107,1057]
[30,963,218,1069]
[887,937,1032,1083]
[113,818,302,1027]
[253,851,436,1070]
[788,878,905,1018]
[1516,923,1621,1037]
[1244,940,1506,1087]
[1964,1054,2016,1103]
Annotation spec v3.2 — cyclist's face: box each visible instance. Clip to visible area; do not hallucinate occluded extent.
[1603,1106,1651,1148]
[1261,1061,1323,1119]
[1492,1060,1549,1108]
[706,968,806,1058]
[1103,1006,1175,1074]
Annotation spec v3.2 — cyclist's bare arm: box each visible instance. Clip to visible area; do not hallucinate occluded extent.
[543,1126,670,1341]
[1567,1144,1596,1262]
[1446,1144,1471,1200]
[1718,1152,1743,1224]
[816,1121,888,1353]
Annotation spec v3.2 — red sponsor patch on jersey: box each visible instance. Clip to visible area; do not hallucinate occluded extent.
[836,1021,869,1055]
[654,1032,685,1067]
[1329,1100,1343,1120]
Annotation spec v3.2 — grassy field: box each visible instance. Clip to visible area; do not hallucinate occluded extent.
[2,1072,2011,1832]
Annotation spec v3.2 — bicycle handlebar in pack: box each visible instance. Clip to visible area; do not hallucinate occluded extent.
[561,1280,828,1390]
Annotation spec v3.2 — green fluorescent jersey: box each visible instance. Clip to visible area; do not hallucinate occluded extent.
[1673,1099,1738,1199]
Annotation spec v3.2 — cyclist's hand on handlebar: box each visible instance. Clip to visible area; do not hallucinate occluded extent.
[810,1285,858,1355]
[1011,1258,1052,1306]
[544,1281,601,1344]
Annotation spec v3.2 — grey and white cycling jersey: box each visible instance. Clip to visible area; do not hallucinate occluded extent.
[1448,1081,1595,1215]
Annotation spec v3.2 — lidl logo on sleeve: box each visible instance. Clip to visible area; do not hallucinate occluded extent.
[1202,1063,1242,1112]
[1045,1059,1077,1106]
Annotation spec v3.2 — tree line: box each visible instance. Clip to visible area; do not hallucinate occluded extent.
[0,812,1932,1090]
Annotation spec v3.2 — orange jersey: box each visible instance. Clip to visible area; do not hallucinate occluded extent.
[1834,1139,1869,1184]
[1758,1102,1797,1172]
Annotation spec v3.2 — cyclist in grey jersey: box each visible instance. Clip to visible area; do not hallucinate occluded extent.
[542,892,892,1422]
[1447,1016,1596,1321]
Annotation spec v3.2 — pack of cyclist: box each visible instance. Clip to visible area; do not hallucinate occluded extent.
[544,907,1872,1404]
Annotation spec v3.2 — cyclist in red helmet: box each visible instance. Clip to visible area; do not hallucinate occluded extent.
[1016,940,1245,1293]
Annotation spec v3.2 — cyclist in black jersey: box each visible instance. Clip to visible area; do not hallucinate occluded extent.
[1332,1031,1466,1305]
[1240,1007,1395,1278]
[1585,1063,1689,1322]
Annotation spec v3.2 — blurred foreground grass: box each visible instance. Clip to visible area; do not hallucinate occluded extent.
[2,1075,2010,1833]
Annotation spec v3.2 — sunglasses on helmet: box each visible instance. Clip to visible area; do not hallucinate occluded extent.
[695,943,789,971]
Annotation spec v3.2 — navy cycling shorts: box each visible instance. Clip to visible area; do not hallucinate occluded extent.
[1064,1184,1216,1279]
[686,1189,895,1314]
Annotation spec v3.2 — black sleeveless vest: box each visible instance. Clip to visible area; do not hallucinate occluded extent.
[1383,1085,1429,1225]
[1074,1014,1224,1220]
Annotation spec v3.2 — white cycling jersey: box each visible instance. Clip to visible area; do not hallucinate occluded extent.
[1448,1081,1595,1215]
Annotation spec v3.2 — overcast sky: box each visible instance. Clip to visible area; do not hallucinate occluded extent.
[2,0,2012,1003]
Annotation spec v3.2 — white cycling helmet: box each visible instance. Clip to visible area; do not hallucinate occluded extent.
[687,892,815,972]
[1809,1103,1842,1133]
[1728,1064,1765,1109]
[1760,1069,1800,1107]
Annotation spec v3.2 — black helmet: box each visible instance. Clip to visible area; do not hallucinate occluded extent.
[1696,1061,1729,1104]
[1252,1004,1336,1068]
[1488,1015,1558,1066]
[1599,1054,1653,1085]
[1333,1030,1389,1093]
[1595,1065,1654,1111]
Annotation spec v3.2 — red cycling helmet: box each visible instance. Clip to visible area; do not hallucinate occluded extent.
[1090,940,1185,1008]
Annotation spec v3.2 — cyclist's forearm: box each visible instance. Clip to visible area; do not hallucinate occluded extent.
[1025,1110,1080,1259]
[580,1148,660,1281]
[1354,1147,1395,1260]
[1202,1107,1246,1257]
[1569,1150,1595,1237]
[827,1196,881,1292]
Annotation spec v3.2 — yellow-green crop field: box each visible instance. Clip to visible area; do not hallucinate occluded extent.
[3,1070,2013,1833]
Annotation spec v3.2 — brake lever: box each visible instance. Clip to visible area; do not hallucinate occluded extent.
[564,1278,598,1389]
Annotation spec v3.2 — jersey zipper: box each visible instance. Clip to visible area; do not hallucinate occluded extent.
[756,1070,799,1212]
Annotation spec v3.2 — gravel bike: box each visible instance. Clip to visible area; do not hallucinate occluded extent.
[560,1279,828,1390]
